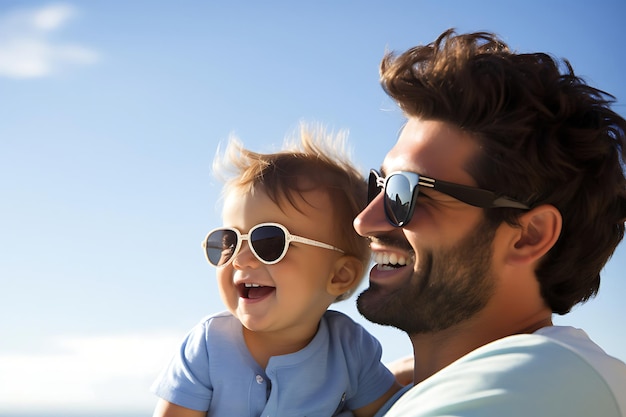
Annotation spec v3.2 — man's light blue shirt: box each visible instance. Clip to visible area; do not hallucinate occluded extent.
[376,326,626,417]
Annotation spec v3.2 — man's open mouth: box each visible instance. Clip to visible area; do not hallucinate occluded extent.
[373,252,409,269]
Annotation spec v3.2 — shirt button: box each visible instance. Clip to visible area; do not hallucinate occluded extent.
[256,375,264,384]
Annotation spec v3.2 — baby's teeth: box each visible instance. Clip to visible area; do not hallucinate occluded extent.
[244,283,261,288]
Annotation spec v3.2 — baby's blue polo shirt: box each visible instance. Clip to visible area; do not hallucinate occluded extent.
[151,309,396,417]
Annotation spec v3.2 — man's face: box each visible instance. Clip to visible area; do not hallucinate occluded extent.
[354,118,498,334]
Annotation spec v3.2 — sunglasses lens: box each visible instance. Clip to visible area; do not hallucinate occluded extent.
[368,171,382,203]
[250,225,287,263]
[205,229,238,266]
[385,174,414,226]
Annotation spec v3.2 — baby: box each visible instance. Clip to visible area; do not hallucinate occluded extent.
[151,124,400,416]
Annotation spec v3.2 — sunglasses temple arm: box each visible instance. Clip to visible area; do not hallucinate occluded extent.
[288,236,344,253]
[433,182,529,209]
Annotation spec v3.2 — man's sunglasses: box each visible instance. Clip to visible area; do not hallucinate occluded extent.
[368,169,530,227]
[201,222,344,267]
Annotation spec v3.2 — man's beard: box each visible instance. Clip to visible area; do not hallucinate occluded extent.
[357,220,497,334]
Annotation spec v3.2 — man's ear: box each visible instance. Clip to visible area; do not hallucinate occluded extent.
[327,256,364,296]
[509,204,562,265]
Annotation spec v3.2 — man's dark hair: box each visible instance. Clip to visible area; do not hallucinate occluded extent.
[380,28,626,314]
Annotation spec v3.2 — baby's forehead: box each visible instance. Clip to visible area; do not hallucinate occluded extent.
[221,185,338,240]
[226,182,333,209]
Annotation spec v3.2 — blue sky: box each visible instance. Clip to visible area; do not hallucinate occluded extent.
[1,1,625,414]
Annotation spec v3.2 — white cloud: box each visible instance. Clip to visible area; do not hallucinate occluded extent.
[0,3,100,79]
[0,332,182,413]
[32,3,76,31]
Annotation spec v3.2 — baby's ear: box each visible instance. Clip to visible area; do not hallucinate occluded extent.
[327,256,364,297]
[508,204,562,265]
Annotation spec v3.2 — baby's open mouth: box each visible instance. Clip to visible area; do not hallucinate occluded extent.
[237,283,276,299]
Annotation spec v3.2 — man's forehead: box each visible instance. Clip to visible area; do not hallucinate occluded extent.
[381,118,480,184]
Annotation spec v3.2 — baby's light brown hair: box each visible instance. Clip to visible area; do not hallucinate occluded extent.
[213,123,370,301]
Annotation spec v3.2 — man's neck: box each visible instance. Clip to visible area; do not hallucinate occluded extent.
[408,313,553,384]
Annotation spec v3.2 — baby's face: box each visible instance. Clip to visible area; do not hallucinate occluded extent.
[216,187,344,336]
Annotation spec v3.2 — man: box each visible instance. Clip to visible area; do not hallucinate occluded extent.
[355,29,626,416]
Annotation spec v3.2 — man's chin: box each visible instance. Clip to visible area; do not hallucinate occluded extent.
[357,284,423,332]
[356,285,394,324]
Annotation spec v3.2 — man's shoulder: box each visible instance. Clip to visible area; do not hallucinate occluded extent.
[489,326,626,381]
[382,326,626,417]
[463,326,626,395]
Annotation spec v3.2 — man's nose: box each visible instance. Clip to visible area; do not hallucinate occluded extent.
[353,192,395,237]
